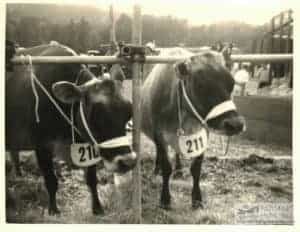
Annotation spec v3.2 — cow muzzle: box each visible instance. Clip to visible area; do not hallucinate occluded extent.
[220,116,246,136]
[115,152,137,173]
[102,151,137,174]
[100,136,137,174]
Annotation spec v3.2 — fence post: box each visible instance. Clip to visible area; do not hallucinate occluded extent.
[268,17,275,85]
[131,4,142,224]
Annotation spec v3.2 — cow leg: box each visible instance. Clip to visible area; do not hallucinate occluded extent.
[190,154,204,209]
[11,150,22,177]
[155,136,172,209]
[173,153,183,179]
[35,146,60,215]
[86,165,104,215]
[153,152,162,175]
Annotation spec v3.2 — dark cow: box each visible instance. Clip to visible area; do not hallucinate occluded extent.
[5,40,16,72]
[141,48,245,209]
[6,43,136,215]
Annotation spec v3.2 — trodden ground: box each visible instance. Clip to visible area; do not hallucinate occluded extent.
[141,132,293,224]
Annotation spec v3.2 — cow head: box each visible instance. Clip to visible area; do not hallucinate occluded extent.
[174,51,245,136]
[52,69,136,173]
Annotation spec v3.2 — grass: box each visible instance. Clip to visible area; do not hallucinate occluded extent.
[6,152,136,223]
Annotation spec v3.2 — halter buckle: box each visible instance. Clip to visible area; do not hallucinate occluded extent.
[177,128,185,136]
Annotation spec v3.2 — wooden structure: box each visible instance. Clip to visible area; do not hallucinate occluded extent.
[252,9,293,86]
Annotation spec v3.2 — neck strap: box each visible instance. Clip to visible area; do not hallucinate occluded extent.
[79,101,98,145]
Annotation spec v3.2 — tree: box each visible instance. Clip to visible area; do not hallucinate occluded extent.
[116,13,132,43]
[77,17,90,53]
[64,19,78,49]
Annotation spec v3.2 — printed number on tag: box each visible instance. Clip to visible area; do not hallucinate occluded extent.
[71,143,101,167]
[186,137,204,153]
[178,129,208,158]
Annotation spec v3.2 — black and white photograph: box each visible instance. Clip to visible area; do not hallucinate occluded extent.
[2,0,297,227]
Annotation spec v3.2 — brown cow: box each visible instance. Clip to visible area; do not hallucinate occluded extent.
[141,47,245,209]
[6,43,136,215]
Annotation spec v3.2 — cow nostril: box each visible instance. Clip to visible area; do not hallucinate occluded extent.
[223,119,244,134]
[118,157,137,170]
[224,120,235,131]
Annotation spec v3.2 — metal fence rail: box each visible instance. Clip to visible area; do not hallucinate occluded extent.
[11,53,293,65]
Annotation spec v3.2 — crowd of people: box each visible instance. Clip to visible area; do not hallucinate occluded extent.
[230,61,292,97]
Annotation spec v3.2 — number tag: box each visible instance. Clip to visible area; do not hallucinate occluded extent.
[178,128,208,158]
[70,143,101,167]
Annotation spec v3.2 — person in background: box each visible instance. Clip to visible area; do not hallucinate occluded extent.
[221,43,233,70]
[256,64,270,89]
[216,41,224,52]
[231,62,240,76]
[233,63,250,96]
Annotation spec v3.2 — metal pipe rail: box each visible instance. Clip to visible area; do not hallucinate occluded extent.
[11,53,293,65]
[231,54,293,63]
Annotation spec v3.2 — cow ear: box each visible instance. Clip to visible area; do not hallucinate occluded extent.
[52,81,82,104]
[174,61,191,79]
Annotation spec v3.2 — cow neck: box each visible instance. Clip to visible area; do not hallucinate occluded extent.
[177,80,237,134]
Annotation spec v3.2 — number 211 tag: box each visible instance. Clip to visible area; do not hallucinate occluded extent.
[178,128,208,158]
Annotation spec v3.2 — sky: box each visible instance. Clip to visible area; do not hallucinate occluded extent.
[56,0,295,26]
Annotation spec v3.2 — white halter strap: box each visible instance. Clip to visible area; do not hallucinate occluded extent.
[79,101,98,145]
[180,81,237,125]
[205,100,236,121]
[79,101,132,149]
[180,81,206,125]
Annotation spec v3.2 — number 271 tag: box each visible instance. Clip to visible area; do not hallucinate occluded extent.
[178,129,208,158]
[71,143,101,167]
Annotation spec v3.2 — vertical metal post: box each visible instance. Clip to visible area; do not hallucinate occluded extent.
[131,4,142,224]
[269,18,275,85]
